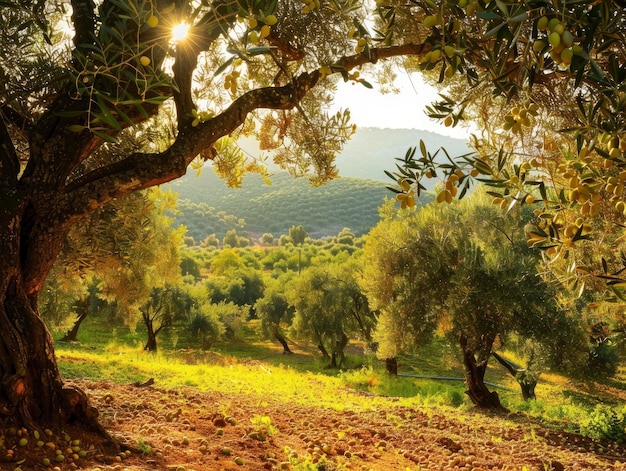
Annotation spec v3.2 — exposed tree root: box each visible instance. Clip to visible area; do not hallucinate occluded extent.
[60,386,119,451]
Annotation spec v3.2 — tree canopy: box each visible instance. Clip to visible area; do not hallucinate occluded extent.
[387,0,626,309]
[362,192,580,407]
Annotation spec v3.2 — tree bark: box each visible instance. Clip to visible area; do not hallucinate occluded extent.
[318,342,329,359]
[0,199,111,438]
[143,315,158,352]
[459,334,508,411]
[331,332,348,369]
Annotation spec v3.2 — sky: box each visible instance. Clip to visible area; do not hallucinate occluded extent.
[331,71,475,140]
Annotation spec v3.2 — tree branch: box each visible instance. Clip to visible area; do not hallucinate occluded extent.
[173,0,239,129]
[62,44,426,217]
[70,0,97,51]
[0,105,29,132]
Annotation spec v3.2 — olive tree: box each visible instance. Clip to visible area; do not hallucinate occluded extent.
[362,192,574,409]
[255,277,296,354]
[287,262,375,368]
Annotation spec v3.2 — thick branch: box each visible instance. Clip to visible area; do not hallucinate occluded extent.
[491,351,522,377]
[0,105,30,132]
[62,44,426,217]
[173,0,239,129]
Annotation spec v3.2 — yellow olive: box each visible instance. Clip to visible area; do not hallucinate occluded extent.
[537,16,549,30]
[561,30,574,47]
[548,32,561,47]
[560,48,573,65]
[532,40,546,53]
[147,15,159,28]
[423,15,439,28]
[548,18,561,31]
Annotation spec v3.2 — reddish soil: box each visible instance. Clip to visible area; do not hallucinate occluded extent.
[2,379,626,470]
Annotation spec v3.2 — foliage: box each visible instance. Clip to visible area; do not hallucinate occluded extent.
[249,415,279,437]
[362,190,572,368]
[579,404,626,443]
[255,277,296,345]
[206,267,264,317]
[99,189,184,328]
[223,229,250,248]
[187,306,225,350]
[384,0,626,310]
[288,225,308,246]
[586,340,620,379]
[41,188,184,332]
[140,285,192,351]
[286,261,375,367]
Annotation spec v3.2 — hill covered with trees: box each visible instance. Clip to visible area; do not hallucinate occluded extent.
[166,171,392,243]
[166,127,461,242]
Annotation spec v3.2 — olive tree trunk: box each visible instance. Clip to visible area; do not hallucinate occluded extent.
[459,334,507,411]
[0,211,109,437]
[61,298,90,342]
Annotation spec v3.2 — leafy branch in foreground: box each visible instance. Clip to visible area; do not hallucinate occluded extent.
[386,0,626,303]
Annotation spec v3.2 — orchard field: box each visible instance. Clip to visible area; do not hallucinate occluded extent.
[3,318,626,471]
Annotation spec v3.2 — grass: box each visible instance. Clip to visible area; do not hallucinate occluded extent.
[54,317,626,443]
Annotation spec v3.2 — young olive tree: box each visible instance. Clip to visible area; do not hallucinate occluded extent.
[286,262,375,368]
[255,276,296,354]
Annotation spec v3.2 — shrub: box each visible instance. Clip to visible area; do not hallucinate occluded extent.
[586,340,620,379]
[187,307,224,349]
[579,404,626,442]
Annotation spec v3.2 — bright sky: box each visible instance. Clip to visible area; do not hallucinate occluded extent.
[332,71,475,140]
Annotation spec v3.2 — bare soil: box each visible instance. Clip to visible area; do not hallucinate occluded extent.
[2,378,626,471]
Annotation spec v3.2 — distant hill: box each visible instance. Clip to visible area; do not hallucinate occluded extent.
[165,128,462,242]
[237,127,472,183]
[166,172,395,243]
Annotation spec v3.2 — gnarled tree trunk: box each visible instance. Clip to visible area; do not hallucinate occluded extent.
[0,200,110,439]
[459,334,507,412]
[61,297,90,342]
[273,330,293,354]
[144,321,158,352]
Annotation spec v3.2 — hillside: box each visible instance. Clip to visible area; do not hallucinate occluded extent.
[165,128,460,242]
[166,172,395,242]
[333,127,472,181]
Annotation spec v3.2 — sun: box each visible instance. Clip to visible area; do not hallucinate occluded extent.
[172,22,190,43]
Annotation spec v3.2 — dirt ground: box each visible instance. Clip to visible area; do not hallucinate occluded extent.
[2,378,626,471]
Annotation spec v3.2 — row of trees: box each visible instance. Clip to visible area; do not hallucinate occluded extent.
[43,188,620,413]
[170,171,389,244]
